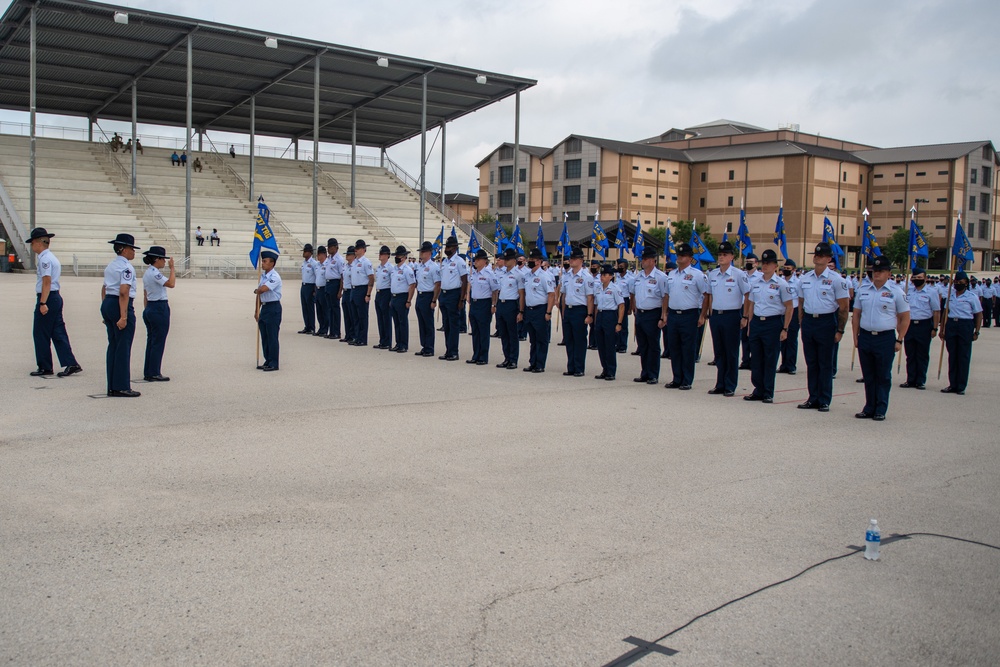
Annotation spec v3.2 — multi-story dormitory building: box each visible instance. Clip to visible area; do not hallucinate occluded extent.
[477,120,999,269]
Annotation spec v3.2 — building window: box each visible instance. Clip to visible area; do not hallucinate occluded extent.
[518,193,525,207]
[726,221,733,232]
[935,225,946,230]
[553,165,559,180]
[552,191,558,205]
[645,194,652,198]
[971,168,978,184]
[499,146,514,160]
[980,220,989,239]
[498,214,512,223]
[499,165,513,184]
[631,192,638,197]
[700,197,705,207]
[967,222,975,238]
[970,196,976,211]
[658,195,665,200]
[843,198,848,208]
[727,196,734,206]
[874,173,883,179]
[659,169,666,174]
[873,200,883,205]
[565,159,582,179]
[566,138,582,153]
[673,170,679,175]
[728,169,735,180]
[938,170,949,175]
[984,167,993,184]
[587,188,596,204]
[843,172,847,182]
[588,162,597,177]
[937,197,948,202]
[700,172,706,182]
[564,185,581,205]
[859,174,864,184]
[632,165,639,171]
[895,172,904,177]
[489,194,494,208]
[984,146,993,160]
[519,168,526,183]
[566,210,580,221]
[840,224,845,235]
[671,196,678,201]
[489,170,494,185]
[893,199,903,204]
[858,200,862,210]
[498,190,513,208]
[892,225,901,230]
[916,171,926,176]
[982,193,990,213]
[646,167,653,172]
[872,225,881,230]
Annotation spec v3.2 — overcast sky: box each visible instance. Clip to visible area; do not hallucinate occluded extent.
[5,0,998,196]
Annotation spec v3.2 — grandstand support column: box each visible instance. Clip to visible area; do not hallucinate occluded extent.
[294,138,298,160]
[440,122,446,216]
[184,33,193,260]
[512,90,520,227]
[28,4,36,254]
[88,118,93,142]
[380,149,385,169]
[198,131,203,152]
[249,95,255,202]
[131,80,137,196]
[419,73,427,244]
[351,111,357,208]
[312,54,319,248]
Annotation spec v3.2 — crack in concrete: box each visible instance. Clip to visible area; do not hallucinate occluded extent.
[941,471,978,488]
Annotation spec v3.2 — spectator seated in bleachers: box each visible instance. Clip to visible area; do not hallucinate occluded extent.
[192,157,203,173]
[170,151,180,166]
[109,133,123,152]
[210,228,220,246]
[195,226,204,246]
[134,139,143,155]
[229,145,236,159]
[180,152,187,166]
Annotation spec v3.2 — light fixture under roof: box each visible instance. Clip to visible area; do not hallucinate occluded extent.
[475,74,487,85]
[376,57,389,68]
[113,11,128,25]
[264,37,278,49]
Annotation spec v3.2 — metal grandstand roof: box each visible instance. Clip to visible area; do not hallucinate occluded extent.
[0,0,536,148]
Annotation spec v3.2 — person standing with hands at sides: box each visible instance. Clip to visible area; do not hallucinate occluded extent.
[594,264,625,381]
[494,248,526,369]
[254,250,282,371]
[28,227,82,378]
[522,248,555,373]
[851,255,910,420]
[373,245,394,349]
[466,249,499,365]
[939,270,982,395]
[744,249,795,403]
[141,246,175,382]
[389,245,416,353]
[664,243,710,390]
[797,242,850,412]
[298,244,317,334]
[350,240,375,346]
[739,253,761,369]
[101,233,141,397]
[312,245,329,337]
[777,259,801,375]
[438,236,469,361]
[560,247,595,377]
[900,267,940,390]
[615,258,633,353]
[705,241,751,397]
[632,248,669,384]
[339,246,356,344]
[414,241,441,357]
[324,238,346,339]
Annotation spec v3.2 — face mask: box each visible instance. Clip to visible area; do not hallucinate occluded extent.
[781,269,792,277]
[395,256,404,265]
[527,261,536,269]
[744,263,754,271]
[912,279,924,287]
[955,282,968,292]
[562,263,569,269]
[619,268,627,275]
[445,248,455,257]
[517,260,524,266]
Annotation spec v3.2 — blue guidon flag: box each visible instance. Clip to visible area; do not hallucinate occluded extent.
[250,197,280,268]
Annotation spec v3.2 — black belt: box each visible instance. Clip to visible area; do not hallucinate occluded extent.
[597,308,618,312]
[636,308,659,313]
[377,287,390,292]
[526,304,545,309]
[673,308,699,314]
[390,291,408,296]
[861,329,894,336]
[471,297,491,303]
[754,315,780,321]
[417,290,434,295]
[498,298,518,303]
[713,308,741,314]
[39,290,59,294]
[565,304,586,309]
[440,288,457,294]
[805,311,836,318]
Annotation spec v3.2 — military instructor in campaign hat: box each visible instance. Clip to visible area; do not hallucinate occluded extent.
[101,233,142,397]
[28,227,83,378]
[438,235,468,361]
[797,242,851,412]
[389,245,416,353]
[664,242,710,390]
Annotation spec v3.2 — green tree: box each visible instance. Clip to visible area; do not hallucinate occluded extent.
[475,211,494,225]
[670,220,719,256]
[645,227,666,247]
[882,222,928,271]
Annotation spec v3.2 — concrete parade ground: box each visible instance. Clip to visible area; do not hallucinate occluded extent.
[1,272,998,666]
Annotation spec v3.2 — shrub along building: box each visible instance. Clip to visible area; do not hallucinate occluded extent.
[476,120,999,270]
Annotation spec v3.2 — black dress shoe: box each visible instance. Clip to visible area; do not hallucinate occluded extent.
[777,367,788,374]
[144,375,170,382]
[941,387,955,393]
[506,363,517,370]
[724,391,735,397]
[557,341,566,346]
[707,387,725,395]
[762,397,773,403]
[109,389,141,397]
[297,329,313,334]
[738,363,751,370]
[956,390,965,395]
[396,348,407,353]
[519,337,527,341]
[587,345,598,350]
[467,359,478,364]
[256,365,266,370]
[523,366,536,372]
[605,376,615,381]
[476,361,487,366]
[786,370,796,375]
[872,414,886,421]
[633,377,648,383]
[679,385,692,390]
[563,371,575,376]
[595,374,607,380]
[631,351,640,356]
[262,366,279,372]
[437,326,444,332]
[30,368,54,376]
[855,378,865,383]
[390,346,400,352]
[646,378,658,385]
[855,411,874,419]
[574,372,584,377]
[439,355,449,360]
[899,382,913,388]
[744,393,764,401]
[340,338,353,344]
[817,404,830,412]
[445,355,459,361]
[531,367,545,373]
[57,365,83,377]
[664,381,681,389]
[660,352,670,359]
[325,334,340,340]
[914,384,925,390]
[490,333,500,338]
[421,351,434,357]
[798,401,818,409]
[497,362,510,368]
[707,360,717,366]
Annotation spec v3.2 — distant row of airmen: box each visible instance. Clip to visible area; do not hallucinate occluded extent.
[28,229,988,413]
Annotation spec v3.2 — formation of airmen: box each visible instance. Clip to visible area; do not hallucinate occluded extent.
[27,229,993,412]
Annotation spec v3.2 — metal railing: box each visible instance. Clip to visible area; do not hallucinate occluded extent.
[315,166,400,248]
[0,176,31,268]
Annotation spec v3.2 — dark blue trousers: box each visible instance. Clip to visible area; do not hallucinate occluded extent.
[351,287,370,345]
[635,309,662,380]
[904,319,933,386]
[780,314,799,372]
[101,296,136,392]
[709,309,741,392]
[562,305,588,373]
[596,310,617,377]
[801,312,838,405]
[258,301,281,368]
[944,319,974,392]
[375,288,392,347]
[617,297,630,351]
[390,293,409,350]
[439,289,461,356]
[749,315,782,399]
[416,292,435,353]
[524,305,550,370]
[327,279,342,337]
[661,322,670,358]
[982,298,992,327]
[342,287,354,342]
[469,299,492,362]
[300,283,315,331]
[315,286,328,335]
[496,300,519,364]
[142,300,170,378]
[668,309,700,386]
[740,325,751,366]
[33,291,78,371]
[459,301,468,334]
[858,329,895,415]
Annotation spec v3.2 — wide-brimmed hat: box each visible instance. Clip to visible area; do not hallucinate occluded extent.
[418,241,434,253]
[142,245,170,259]
[445,236,459,248]
[28,227,55,241]
[394,245,409,257]
[108,233,140,249]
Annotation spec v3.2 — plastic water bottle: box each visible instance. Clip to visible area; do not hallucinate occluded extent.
[864,519,881,560]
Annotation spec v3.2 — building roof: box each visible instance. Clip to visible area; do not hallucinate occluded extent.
[852,141,997,165]
[0,0,536,148]
[682,119,768,138]
[475,142,549,167]
[444,192,477,205]
[544,134,689,162]
[684,140,868,164]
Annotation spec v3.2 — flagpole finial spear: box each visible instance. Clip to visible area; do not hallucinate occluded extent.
[863,207,870,218]
[910,205,917,215]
